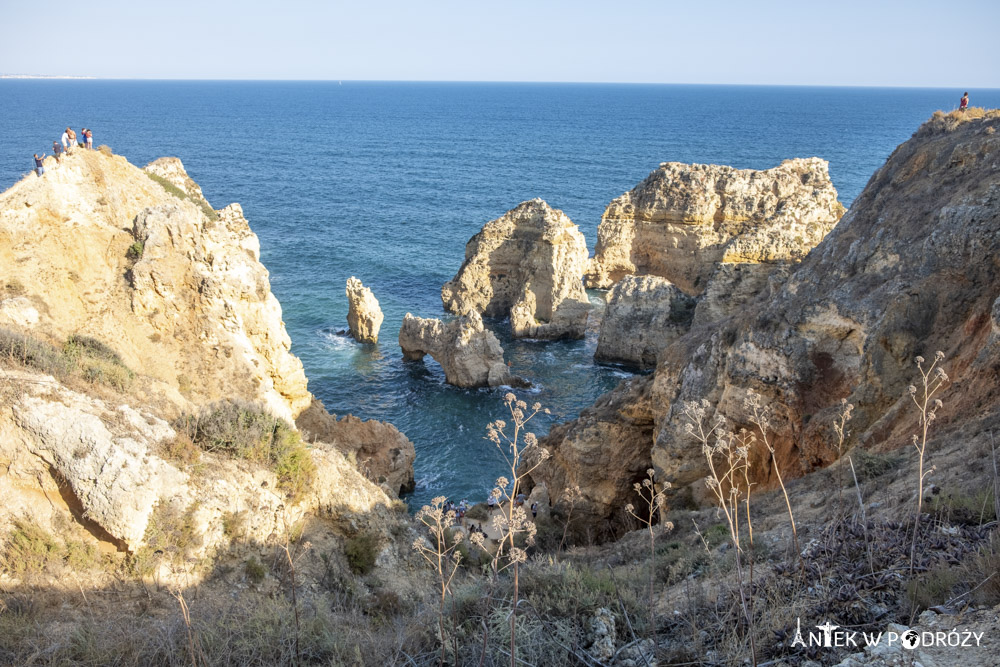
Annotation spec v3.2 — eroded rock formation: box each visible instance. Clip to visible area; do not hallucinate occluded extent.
[442,199,590,339]
[584,158,845,306]
[296,398,415,496]
[529,114,1000,539]
[345,276,383,344]
[399,311,514,388]
[595,275,696,367]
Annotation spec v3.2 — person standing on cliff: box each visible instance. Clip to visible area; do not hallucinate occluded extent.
[80,128,88,149]
[84,128,93,150]
[66,128,77,152]
[52,141,63,164]
[959,92,969,112]
[33,153,46,177]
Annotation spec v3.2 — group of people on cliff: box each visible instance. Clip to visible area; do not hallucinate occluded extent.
[32,126,94,177]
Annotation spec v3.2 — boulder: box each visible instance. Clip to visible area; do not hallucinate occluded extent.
[584,158,845,302]
[442,199,590,340]
[595,275,696,367]
[398,312,514,388]
[345,276,384,344]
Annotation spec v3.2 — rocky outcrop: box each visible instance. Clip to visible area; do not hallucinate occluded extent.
[129,201,311,421]
[442,199,590,339]
[529,114,1000,536]
[0,149,310,421]
[0,368,393,554]
[595,275,696,367]
[522,376,656,544]
[399,312,515,388]
[583,159,845,303]
[296,398,415,496]
[345,276,383,344]
[144,157,210,204]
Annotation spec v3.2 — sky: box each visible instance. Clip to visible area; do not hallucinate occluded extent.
[2,0,998,87]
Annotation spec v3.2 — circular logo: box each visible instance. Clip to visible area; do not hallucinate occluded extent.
[901,629,920,650]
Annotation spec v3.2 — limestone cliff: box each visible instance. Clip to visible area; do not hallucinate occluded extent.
[442,199,590,340]
[0,150,308,421]
[583,158,845,300]
[0,149,415,565]
[529,114,1000,537]
[398,311,515,388]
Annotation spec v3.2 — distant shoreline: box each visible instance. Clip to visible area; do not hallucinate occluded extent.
[1,74,96,79]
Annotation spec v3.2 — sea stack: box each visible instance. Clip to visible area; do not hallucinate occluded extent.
[442,199,591,340]
[345,276,383,344]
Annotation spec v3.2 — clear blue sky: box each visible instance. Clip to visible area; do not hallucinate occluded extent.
[2,0,997,87]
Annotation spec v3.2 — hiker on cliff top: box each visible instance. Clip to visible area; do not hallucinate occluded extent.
[52,141,63,164]
[61,127,74,154]
[33,153,45,177]
[85,128,93,150]
[959,92,969,112]
[80,128,88,149]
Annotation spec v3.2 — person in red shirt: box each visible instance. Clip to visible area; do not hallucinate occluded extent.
[959,92,969,112]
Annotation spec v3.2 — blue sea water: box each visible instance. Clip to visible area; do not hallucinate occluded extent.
[3,81,999,508]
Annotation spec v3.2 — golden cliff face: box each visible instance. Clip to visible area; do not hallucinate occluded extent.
[528,114,1000,539]
[0,150,310,420]
[585,158,845,293]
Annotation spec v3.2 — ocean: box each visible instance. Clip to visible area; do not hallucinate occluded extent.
[3,81,998,509]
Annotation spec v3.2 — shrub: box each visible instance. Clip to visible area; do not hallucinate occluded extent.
[177,401,315,499]
[0,328,69,377]
[344,532,380,575]
[127,240,144,261]
[853,448,900,481]
[245,557,266,584]
[131,501,203,573]
[905,564,962,612]
[63,335,134,391]
[0,329,134,391]
[162,433,202,466]
[928,488,997,526]
[465,502,490,521]
[221,510,247,540]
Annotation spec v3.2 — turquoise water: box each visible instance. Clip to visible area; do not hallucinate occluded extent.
[4,81,999,508]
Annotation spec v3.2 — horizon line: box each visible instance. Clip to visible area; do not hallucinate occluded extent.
[1,76,997,90]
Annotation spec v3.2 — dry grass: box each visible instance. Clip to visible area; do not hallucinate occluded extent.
[925,107,1000,132]
[0,327,135,392]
